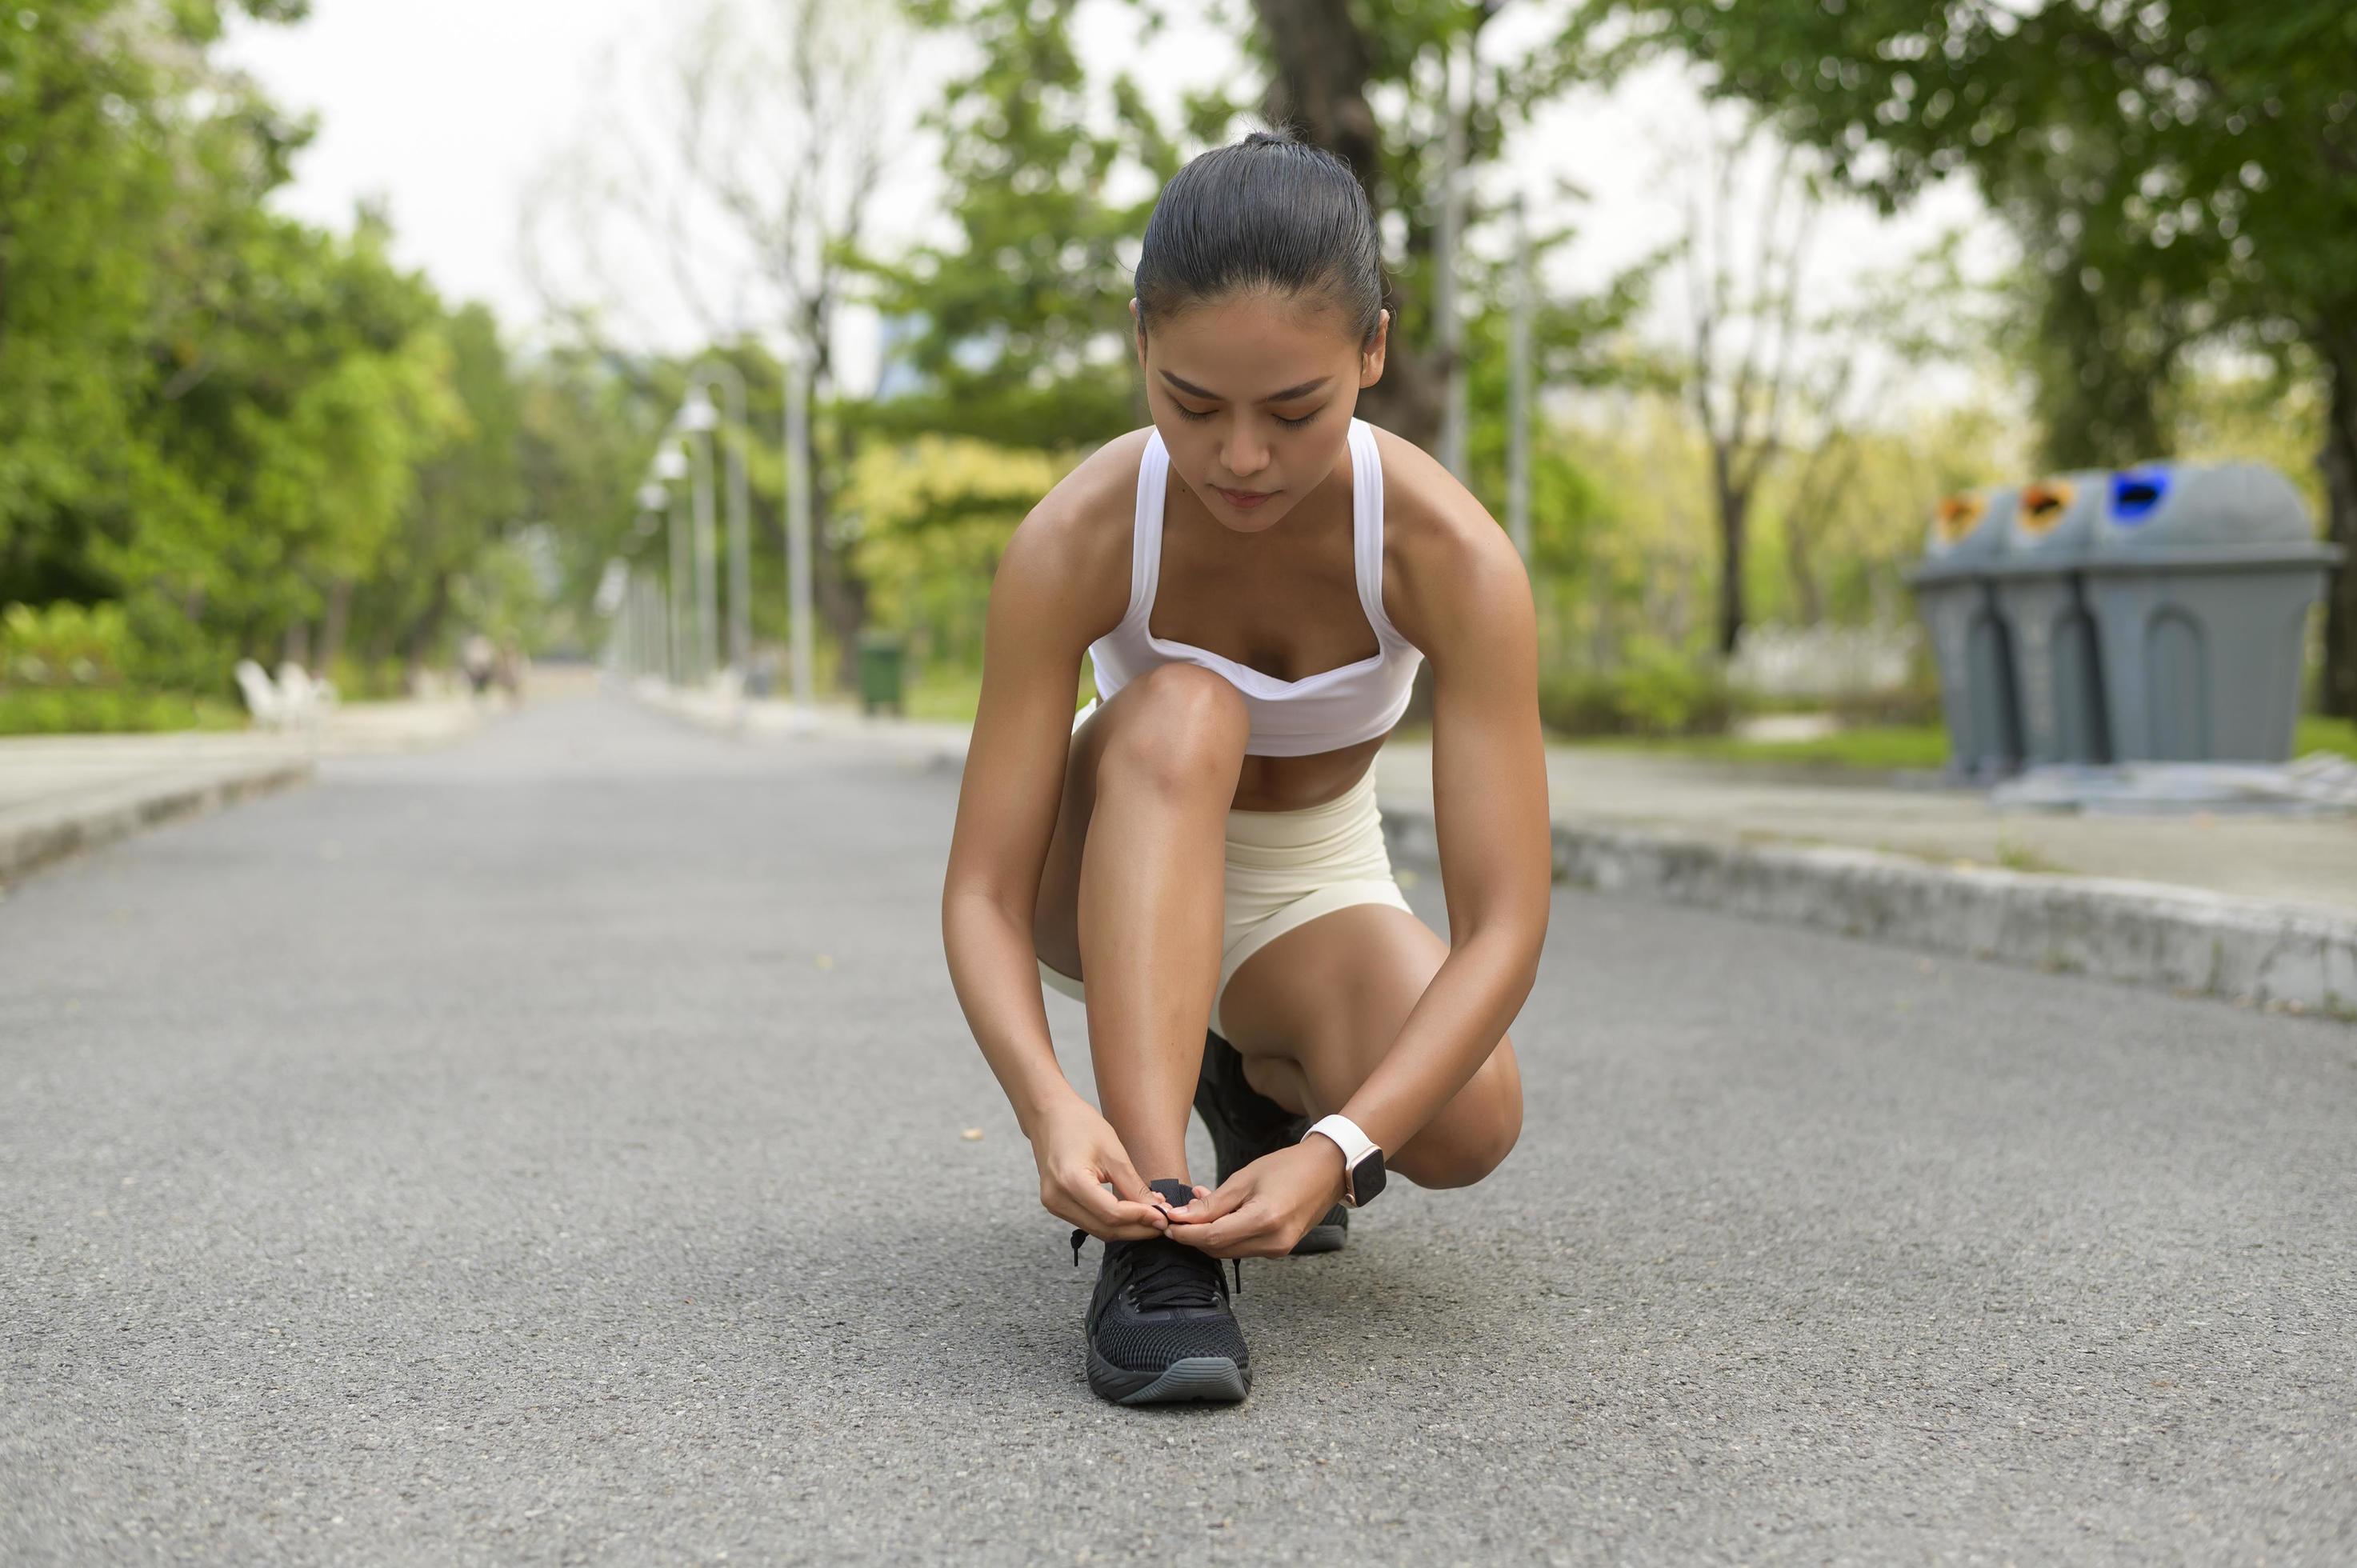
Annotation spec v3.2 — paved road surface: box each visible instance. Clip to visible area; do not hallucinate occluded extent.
[4,695,2352,1565]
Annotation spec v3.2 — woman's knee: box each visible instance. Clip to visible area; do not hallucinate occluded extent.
[1097,665,1249,797]
[1392,1044,1523,1190]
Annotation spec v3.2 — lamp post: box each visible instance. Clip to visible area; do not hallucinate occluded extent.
[1435,30,1471,479]
[1508,191,1533,563]
[626,508,662,680]
[680,362,754,678]
[646,452,690,685]
[783,350,815,727]
[677,390,722,687]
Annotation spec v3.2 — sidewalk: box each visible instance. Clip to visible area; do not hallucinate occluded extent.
[0,698,489,886]
[634,680,2356,1016]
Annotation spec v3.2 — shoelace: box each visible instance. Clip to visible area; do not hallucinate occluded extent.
[1070,1229,1243,1298]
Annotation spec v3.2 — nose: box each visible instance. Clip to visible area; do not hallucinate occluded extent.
[1220,421,1271,481]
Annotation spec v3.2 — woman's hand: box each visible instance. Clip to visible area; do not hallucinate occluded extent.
[1027,1094,1172,1242]
[1162,1138,1347,1258]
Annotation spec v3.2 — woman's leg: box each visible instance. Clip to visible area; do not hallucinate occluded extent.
[1033,664,1251,1183]
[1215,904,1523,1189]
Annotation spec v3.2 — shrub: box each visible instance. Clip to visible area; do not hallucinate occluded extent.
[0,686,243,735]
[1,601,136,688]
[1539,645,1739,738]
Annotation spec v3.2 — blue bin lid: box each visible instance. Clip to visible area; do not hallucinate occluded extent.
[2089,461,2317,555]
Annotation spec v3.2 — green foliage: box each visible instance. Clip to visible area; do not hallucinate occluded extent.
[1583,0,2357,710]
[1538,641,1739,738]
[0,2,636,714]
[2,602,136,687]
[0,687,244,736]
[841,435,1072,667]
[857,0,1172,446]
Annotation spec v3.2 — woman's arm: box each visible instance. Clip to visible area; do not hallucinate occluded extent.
[942,518,1089,1126]
[1333,524,1551,1158]
[941,487,1169,1240]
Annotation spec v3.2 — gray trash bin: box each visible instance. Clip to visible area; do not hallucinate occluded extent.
[1904,486,2024,778]
[2079,462,2343,762]
[1988,473,2111,765]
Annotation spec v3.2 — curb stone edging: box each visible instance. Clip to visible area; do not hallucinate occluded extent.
[0,758,314,887]
[1382,807,2357,1020]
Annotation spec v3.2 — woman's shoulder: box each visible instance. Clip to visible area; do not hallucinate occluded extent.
[996,427,1156,639]
[1359,421,1529,642]
[1027,426,1154,530]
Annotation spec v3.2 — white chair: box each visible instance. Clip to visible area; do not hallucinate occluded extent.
[274,662,337,732]
[234,659,284,729]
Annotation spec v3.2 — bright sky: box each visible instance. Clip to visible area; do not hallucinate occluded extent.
[222,1,2011,414]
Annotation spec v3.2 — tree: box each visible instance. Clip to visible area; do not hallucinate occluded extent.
[526,0,903,690]
[1583,0,2357,712]
[858,0,1185,448]
[1673,124,1819,655]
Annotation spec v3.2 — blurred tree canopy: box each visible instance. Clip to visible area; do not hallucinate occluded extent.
[1579,0,2357,710]
[0,0,648,713]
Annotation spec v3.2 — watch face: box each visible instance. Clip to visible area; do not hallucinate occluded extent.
[1351,1148,1387,1206]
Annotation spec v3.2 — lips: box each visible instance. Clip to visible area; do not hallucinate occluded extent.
[1215,486,1276,511]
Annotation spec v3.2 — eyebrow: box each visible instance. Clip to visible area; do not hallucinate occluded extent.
[1158,370,1332,404]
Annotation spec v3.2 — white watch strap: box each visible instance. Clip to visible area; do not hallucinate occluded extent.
[1304,1114,1378,1173]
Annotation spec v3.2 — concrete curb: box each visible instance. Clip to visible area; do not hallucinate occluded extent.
[1383,807,2357,1018]
[0,757,314,887]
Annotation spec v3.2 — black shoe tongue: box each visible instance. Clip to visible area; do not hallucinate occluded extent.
[1146,1178,1195,1210]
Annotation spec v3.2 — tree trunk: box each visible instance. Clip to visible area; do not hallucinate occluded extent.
[402,573,453,687]
[316,578,355,678]
[1784,508,1824,626]
[1715,474,1750,658]
[1252,0,1445,451]
[2319,317,2357,719]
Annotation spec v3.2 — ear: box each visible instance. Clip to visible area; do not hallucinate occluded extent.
[1359,308,1391,388]
[1130,298,1146,360]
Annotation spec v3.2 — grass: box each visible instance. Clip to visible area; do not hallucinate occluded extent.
[1570,722,1954,772]
[2295,716,2357,761]
[1567,715,2357,773]
[902,663,1097,726]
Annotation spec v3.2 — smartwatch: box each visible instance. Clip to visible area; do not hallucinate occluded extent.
[1303,1114,1387,1207]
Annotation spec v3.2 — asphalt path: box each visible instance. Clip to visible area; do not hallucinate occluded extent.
[4,694,2352,1566]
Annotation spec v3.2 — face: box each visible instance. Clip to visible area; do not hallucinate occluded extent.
[1133,290,1389,534]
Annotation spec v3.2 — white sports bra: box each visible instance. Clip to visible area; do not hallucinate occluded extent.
[1087,418,1424,757]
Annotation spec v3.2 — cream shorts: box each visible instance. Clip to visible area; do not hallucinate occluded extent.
[1037,698,1415,1038]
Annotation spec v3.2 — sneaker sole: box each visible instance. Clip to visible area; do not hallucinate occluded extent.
[1088,1350,1251,1406]
[1291,1218,1348,1255]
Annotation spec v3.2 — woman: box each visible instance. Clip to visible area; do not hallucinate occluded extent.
[941,130,1551,1406]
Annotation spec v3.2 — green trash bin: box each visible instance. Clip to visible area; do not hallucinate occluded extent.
[1988,473,2111,766]
[1905,486,2025,778]
[2079,462,2343,762]
[858,630,906,715]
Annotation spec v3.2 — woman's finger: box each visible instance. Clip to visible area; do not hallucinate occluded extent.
[1162,1207,1271,1257]
[1102,1151,1152,1206]
[1062,1170,1166,1234]
[1164,1178,1248,1226]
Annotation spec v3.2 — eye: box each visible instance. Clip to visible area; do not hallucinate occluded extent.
[1172,402,1216,422]
[1274,408,1321,429]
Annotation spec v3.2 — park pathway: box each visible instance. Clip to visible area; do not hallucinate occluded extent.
[3,694,2351,1565]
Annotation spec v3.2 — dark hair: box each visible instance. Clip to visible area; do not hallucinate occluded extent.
[1133,128,1387,349]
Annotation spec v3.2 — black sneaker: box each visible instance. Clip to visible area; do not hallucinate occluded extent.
[1193,1030,1348,1254]
[1075,1178,1251,1405]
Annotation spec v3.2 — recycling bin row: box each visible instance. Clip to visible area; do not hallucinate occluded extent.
[1905,462,2343,774]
